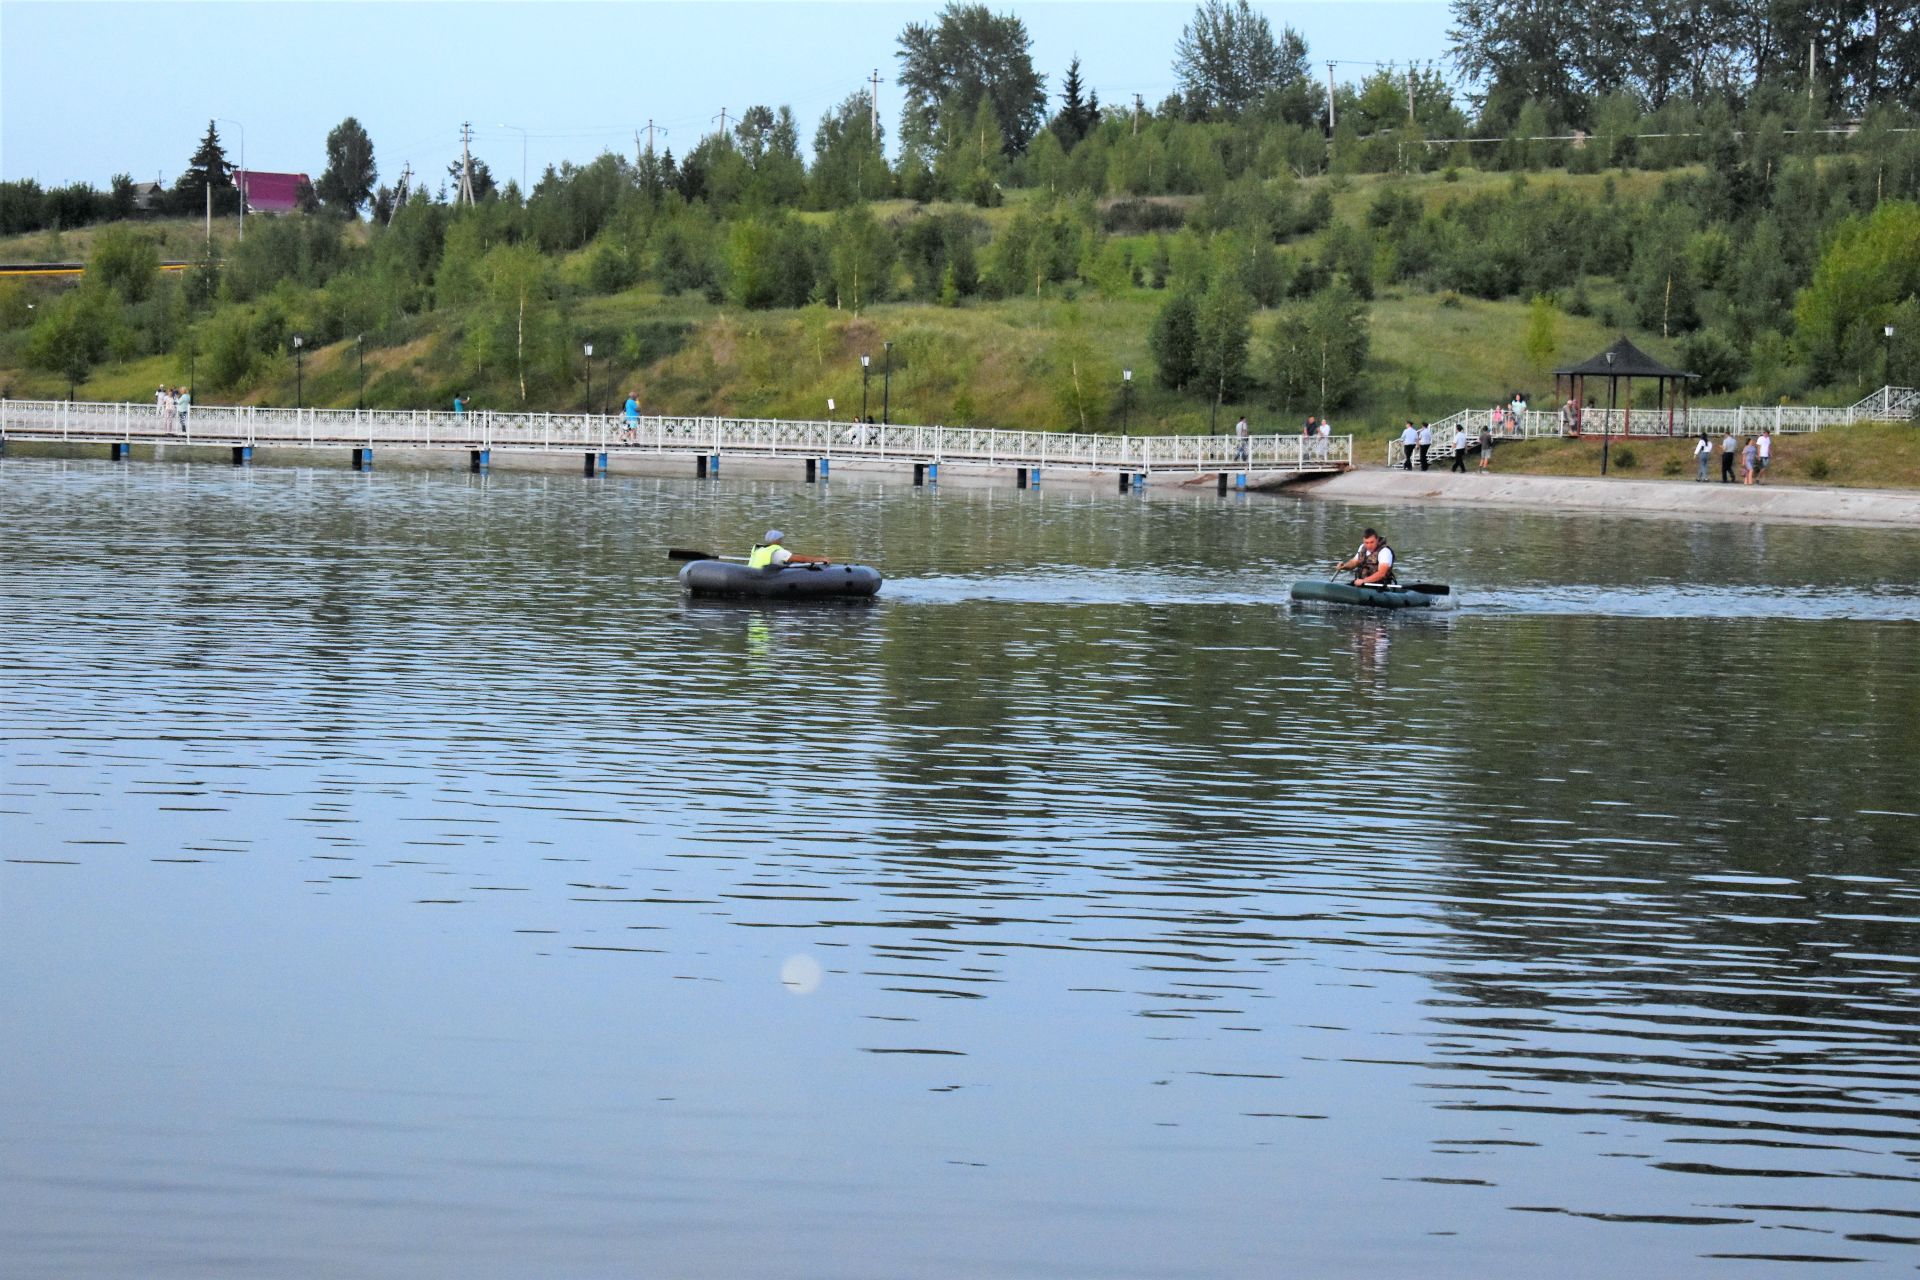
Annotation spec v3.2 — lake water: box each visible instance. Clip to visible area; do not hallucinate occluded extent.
[3,457,1918,1278]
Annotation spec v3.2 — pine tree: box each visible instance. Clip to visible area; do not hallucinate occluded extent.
[182,120,233,203]
[1053,56,1094,148]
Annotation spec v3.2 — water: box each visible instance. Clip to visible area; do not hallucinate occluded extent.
[3,457,1918,1278]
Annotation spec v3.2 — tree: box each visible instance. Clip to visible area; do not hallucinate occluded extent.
[317,117,378,216]
[176,120,236,216]
[1150,290,1200,390]
[826,204,896,312]
[1523,293,1559,367]
[1271,282,1370,412]
[1051,56,1100,148]
[811,92,892,208]
[25,286,117,393]
[1173,0,1312,120]
[1193,278,1254,418]
[1794,200,1920,385]
[446,155,497,202]
[89,228,161,303]
[897,3,1047,154]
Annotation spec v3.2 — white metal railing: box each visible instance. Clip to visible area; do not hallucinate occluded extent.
[0,399,1352,474]
[1384,388,1916,464]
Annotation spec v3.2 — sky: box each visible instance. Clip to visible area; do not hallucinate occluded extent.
[1,1,1455,190]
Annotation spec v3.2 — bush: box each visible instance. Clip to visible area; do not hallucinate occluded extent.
[1101,199,1186,234]
[1808,456,1831,480]
[1662,456,1682,476]
[1611,445,1638,469]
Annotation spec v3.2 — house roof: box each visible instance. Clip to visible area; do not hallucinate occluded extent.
[1555,335,1695,379]
[237,170,310,213]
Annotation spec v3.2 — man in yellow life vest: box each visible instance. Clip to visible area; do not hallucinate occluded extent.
[747,530,831,569]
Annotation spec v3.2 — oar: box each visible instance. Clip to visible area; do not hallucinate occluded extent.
[668,547,747,563]
[1404,583,1451,595]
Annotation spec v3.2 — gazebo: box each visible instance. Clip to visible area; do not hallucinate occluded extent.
[1554,336,1696,437]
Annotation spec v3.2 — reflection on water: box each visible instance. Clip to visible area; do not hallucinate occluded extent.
[2,457,1918,1278]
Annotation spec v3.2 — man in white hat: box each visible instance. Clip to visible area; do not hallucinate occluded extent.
[748,530,831,569]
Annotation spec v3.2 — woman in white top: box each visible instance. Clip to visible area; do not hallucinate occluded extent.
[1692,432,1711,482]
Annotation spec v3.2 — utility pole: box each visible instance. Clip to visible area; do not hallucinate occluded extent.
[1408,66,1416,123]
[1134,93,1143,136]
[391,163,411,224]
[869,69,884,141]
[638,119,667,158]
[457,122,477,206]
[1327,62,1337,132]
[1808,38,1816,105]
[714,107,731,139]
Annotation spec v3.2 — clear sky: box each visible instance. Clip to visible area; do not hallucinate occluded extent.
[1,1,1454,190]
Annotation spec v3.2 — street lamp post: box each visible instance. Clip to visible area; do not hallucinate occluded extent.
[1122,368,1132,436]
[188,327,197,399]
[1885,324,1896,390]
[499,124,529,194]
[882,340,894,425]
[860,354,871,421]
[217,117,246,240]
[357,334,366,410]
[584,342,594,415]
[292,335,304,409]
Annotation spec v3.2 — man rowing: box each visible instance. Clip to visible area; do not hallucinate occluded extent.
[748,529,831,569]
[1335,528,1396,588]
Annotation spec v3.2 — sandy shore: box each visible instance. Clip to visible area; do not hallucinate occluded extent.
[1299,467,1920,528]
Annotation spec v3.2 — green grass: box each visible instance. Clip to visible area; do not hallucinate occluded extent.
[1494,422,1920,490]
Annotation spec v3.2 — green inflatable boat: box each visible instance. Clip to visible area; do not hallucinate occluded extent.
[1290,580,1440,609]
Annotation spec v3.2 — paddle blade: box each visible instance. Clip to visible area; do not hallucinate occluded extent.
[668,547,718,562]
[1405,583,1452,595]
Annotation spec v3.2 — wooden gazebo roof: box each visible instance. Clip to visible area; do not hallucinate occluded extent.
[1555,336,1695,381]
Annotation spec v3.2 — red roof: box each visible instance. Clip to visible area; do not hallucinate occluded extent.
[237,170,310,213]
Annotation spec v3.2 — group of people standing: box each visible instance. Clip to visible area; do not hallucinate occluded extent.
[1399,420,1496,473]
[1694,429,1773,484]
[155,385,190,432]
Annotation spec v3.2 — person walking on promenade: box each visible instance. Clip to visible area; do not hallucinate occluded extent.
[1478,423,1494,472]
[1693,432,1711,481]
[1400,421,1418,470]
[623,391,640,443]
[1317,416,1331,461]
[1741,436,1758,484]
[1416,421,1433,471]
[175,386,190,433]
[1756,429,1772,482]
[156,385,174,432]
[1451,424,1468,472]
[453,393,465,416]
[1234,414,1250,462]
[1720,430,1737,482]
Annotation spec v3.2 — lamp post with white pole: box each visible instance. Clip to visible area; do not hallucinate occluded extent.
[882,340,894,425]
[498,124,529,195]
[1122,367,1132,437]
[1886,324,1897,394]
[584,342,594,415]
[292,335,304,409]
[860,354,870,422]
[217,117,245,240]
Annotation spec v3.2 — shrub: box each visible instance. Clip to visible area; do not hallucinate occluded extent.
[1611,445,1637,469]
[1808,456,1831,480]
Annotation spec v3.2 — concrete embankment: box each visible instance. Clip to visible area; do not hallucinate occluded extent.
[1298,467,1920,529]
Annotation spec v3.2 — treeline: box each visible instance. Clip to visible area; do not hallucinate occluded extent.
[1452,0,1920,124]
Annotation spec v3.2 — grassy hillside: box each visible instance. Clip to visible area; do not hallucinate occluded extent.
[0,164,1905,447]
